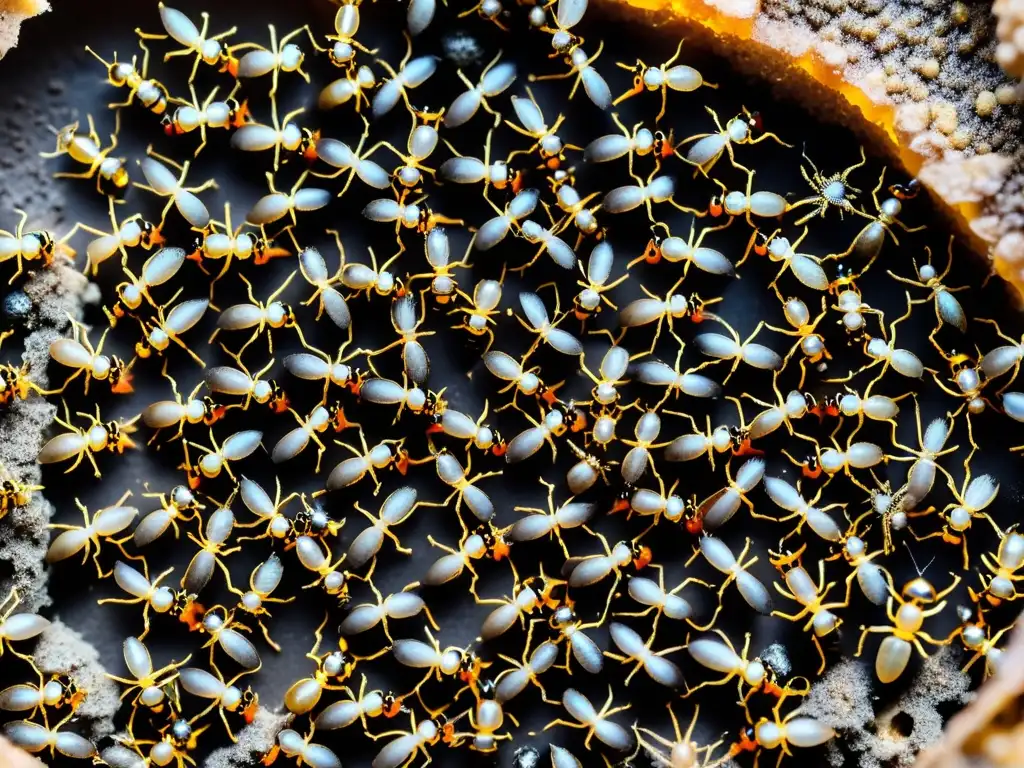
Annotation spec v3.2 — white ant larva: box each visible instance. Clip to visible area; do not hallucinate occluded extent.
[604,622,685,688]
[275,729,342,768]
[530,40,612,110]
[692,314,782,384]
[75,197,164,276]
[504,89,580,169]
[440,124,523,195]
[3,718,97,760]
[708,168,788,226]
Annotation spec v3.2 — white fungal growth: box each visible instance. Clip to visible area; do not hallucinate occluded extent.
[204,709,293,768]
[802,649,970,768]
[31,620,120,739]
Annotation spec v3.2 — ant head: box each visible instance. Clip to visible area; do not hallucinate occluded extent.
[631,58,645,81]
[630,541,652,569]
[769,543,807,570]
[902,577,937,604]
[475,677,497,700]
[53,122,78,151]
[708,194,724,217]
[140,220,164,248]
[161,113,177,136]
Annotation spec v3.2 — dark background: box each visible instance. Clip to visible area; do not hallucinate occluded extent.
[1,0,1023,765]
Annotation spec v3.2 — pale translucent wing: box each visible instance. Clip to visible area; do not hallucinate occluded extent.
[237,49,277,78]
[322,287,352,329]
[381,486,417,525]
[159,5,200,46]
[123,637,153,680]
[272,427,310,464]
[113,561,151,599]
[142,247,185,286]
[184,551,215,592]
[556,0,588,29]
[165,299,209,334]
[391,294,418,332]
[511,96,546,134]
[231,124,281,152]
[518,292,549,329]
[140,157,179,194]
[175,191,211,229]
[178,667,222,699]
[253,554,285,594]
[219,628,261,669]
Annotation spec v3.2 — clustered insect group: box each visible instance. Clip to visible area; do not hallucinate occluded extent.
[1,0,1022,766]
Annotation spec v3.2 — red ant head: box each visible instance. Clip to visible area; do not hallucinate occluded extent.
[395,449,410,475]
[109,361,134,394]
[753,231,769,256]
[642,237,662,264]
[141,221,165,248]
[732,725,758,753]
[300,129,321,163]
[708,195,723,218]
[654,129,674,158]
[801,454,822,479]
[175,592,205,630]
[331,404,355,432]
[382,693,404,718]
[241,689,259,723]
[228,98,250,128]
[631,542,652,570]
[508,168,525,195]
[687,295,708,322]
[203,399,226,425]
[684,498,704,534]
[220,53,240,78]
[270,386,290,414]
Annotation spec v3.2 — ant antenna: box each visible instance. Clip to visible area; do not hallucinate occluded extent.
[902,541,935,576]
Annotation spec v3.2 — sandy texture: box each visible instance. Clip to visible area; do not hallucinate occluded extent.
[203,708,292,768]
[0,0,48,60]
[0,4,112,754]
[0,261,88,613]
[31,619,121,740]
[0,262,110,750]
